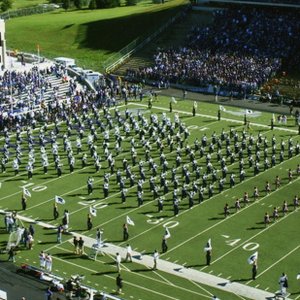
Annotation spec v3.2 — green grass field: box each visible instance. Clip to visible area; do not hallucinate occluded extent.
[0,95,299,299]
[5,0,187,71]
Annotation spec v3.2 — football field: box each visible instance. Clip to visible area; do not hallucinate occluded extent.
[0,95,299,300]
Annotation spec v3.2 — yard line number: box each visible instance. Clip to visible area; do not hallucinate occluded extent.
[225,237,259,251]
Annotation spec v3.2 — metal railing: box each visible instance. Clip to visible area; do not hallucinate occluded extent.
[0,5,57,20]
[103,5,190,73]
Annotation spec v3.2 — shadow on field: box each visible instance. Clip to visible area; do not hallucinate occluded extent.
[186,264,207,268]
[92,270,117,276]
[291,291,300,295]
[247,226,265,230]
[43,231,57,235]
[37,218,54,222]
[132,268,152,273]
[38,241,57,245]
[231,278,251,282]
[55,252,79,260]
[208,216,224,221]
[68,193,87,197]
[107,239,123,243]
[76,4,186,53]
[117,205,136,209]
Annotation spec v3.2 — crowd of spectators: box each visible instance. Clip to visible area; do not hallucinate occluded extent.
[238,0,300,4]
[126,8,300,95]
[0,64,144,131]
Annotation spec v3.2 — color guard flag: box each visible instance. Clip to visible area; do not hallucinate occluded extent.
[171,97,177,103]
[248,251,258,264]
[126,216,135,226]
[204,238,212,252]
[23,188,31,198]
[164,227,171,239]
[89,206,97,217]
[219,105,226,112]
[55,195,65,205]
[272,113,275,122]
[297,273,300,280]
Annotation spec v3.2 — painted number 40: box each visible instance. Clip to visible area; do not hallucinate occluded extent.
[225,238,259,251]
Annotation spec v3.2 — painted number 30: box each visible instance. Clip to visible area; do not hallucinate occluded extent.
[147,218,179,229]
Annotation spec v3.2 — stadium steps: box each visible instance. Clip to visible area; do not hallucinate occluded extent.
[12,74,70,111]
[114,11,213,76]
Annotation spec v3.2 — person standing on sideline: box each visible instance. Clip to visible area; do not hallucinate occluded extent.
[279,273,288,296]
[87,213,93,230]
[206,248,212,266]
[192,101,197,116]
[53,203,59,220]
[45,286,53,300]
[123,223,129,241]
[74,237,80,254]
[57,225,63,244]
[96,229,103,247]
[8,247,16,262]
[252,260,257,280]
[78,237,84,255]
[116,274,123,295]
[45,253,52,273]
[162,236,168,253]
[125,244,132,262]
[21,194,27,211]
[39,251,46,269]
[116,252,122,273]
[153,249,159,270]
[204,239,212,266]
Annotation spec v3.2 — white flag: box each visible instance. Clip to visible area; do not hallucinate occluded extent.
[204,238,212,251]
[246,109,253,114]
[247,251,258,264]
[171,97,177,104]
[297,273,300,280]
[89,206,97,217]
[219,105,226,112]
[55,195,65,205]
[23,188,31,198]
[126,215,135,226]
[164,227,171,239]
[272,113,275,122]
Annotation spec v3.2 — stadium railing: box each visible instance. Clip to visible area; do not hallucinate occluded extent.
[0,6,57,20]
[197,0,300,8]
[103,5,191,74]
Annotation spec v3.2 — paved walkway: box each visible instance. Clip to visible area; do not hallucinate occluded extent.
[73,233,289,300]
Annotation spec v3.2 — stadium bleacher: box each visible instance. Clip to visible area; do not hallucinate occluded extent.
[126,8,300,96]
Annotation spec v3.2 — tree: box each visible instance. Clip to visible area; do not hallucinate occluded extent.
[1,0,13,12]
[62,0,71,10]
[125,0,137,6]
[96,0,120,8]
[89,0,97,9]
[74,0,83,9]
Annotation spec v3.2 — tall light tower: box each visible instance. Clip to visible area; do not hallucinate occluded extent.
[0,19,6,69]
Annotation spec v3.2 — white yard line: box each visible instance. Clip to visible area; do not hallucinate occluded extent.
[253,244,300,281]
[51,250,212,299]
[132,103,298,133]
[164,174,300,258]
[188,279,214,296]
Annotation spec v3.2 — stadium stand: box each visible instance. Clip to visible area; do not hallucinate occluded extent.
[126,8,300,97]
